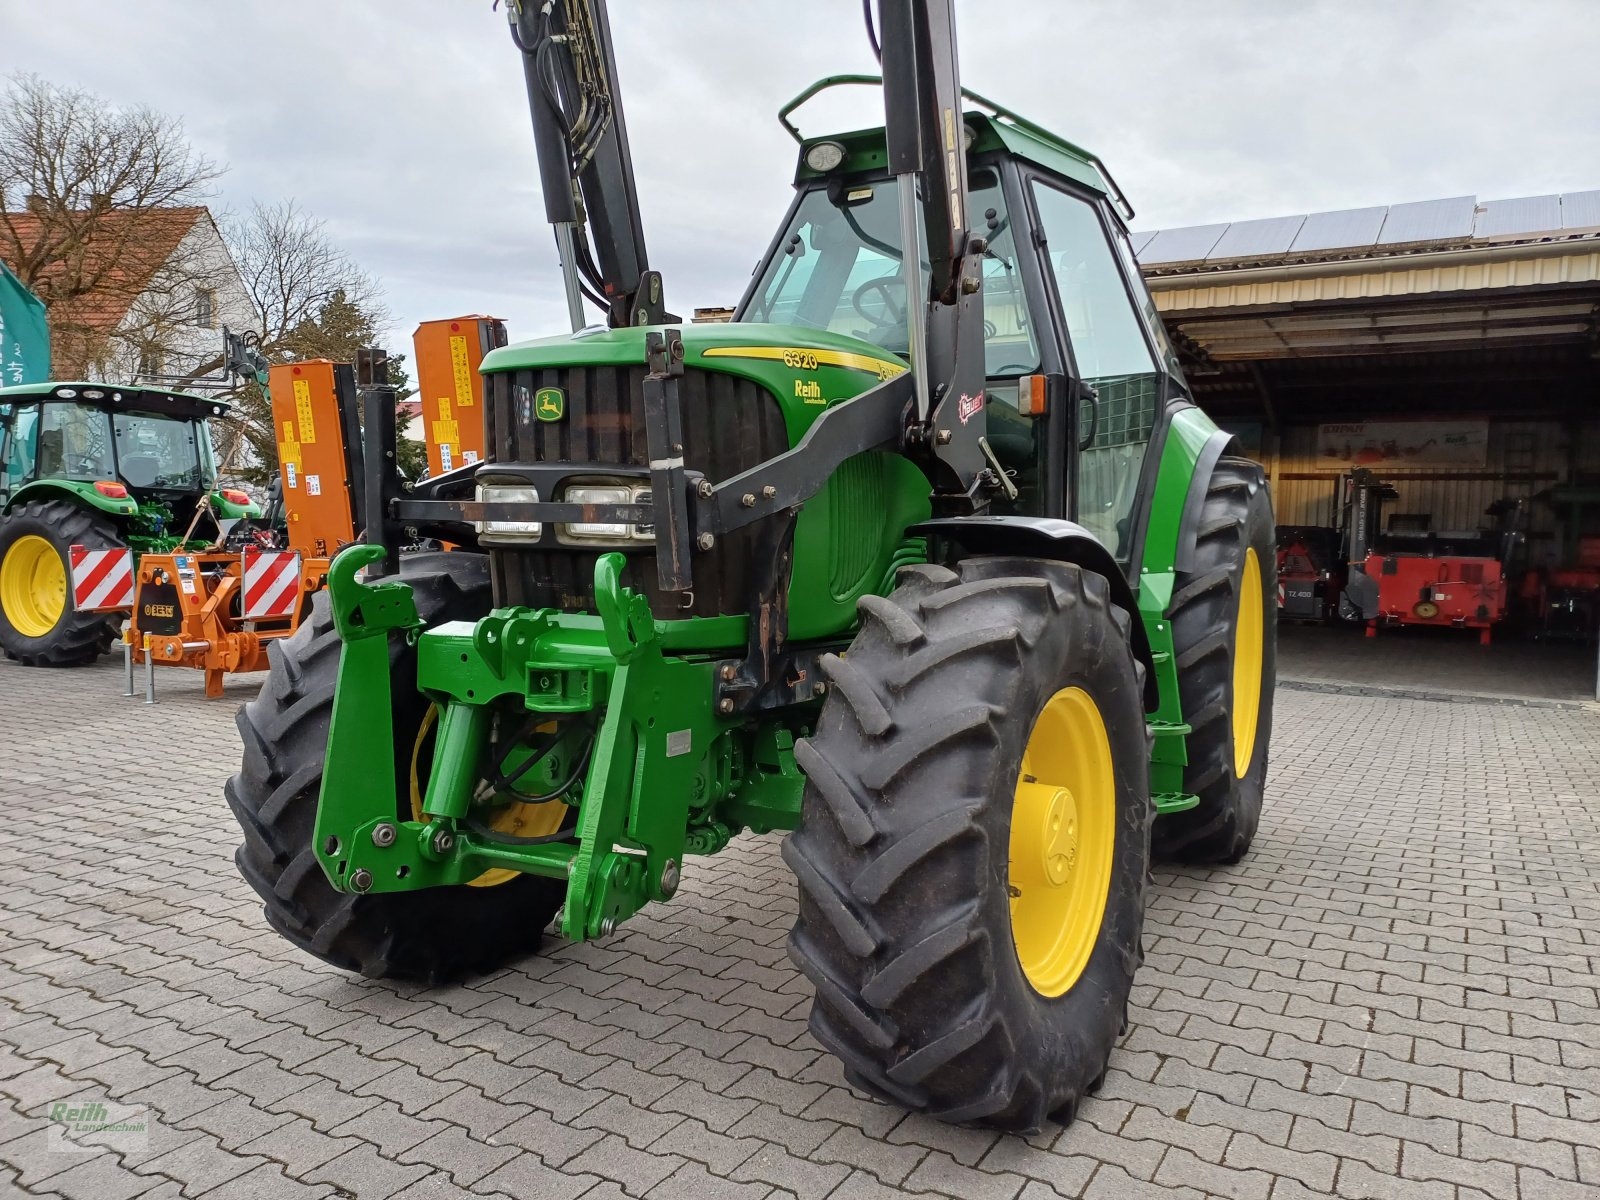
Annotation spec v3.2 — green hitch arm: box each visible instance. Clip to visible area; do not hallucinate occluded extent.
[314,544,422,891]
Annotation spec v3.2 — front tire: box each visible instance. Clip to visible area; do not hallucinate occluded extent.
[0,499,121,667]
[225,552,565,983]
[1152,456,1277,864]
[786,557,1150,1132]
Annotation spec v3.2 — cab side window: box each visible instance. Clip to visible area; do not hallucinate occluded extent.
[1,404,39,500]
[1032,183,1161,559]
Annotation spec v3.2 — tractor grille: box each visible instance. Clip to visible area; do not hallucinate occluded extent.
[482,365,788,618]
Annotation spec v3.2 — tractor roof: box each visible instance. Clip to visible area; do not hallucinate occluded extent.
[0,380,231,421]
[782,76,1134,220]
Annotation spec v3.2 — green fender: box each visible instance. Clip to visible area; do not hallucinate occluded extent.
[210,490,263,520]
[2,478,137,519]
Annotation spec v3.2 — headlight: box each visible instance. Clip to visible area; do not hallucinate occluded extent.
[558,479,656,545]
[562,485,632,541]
[804,140,845,172]
[475,481,541,543]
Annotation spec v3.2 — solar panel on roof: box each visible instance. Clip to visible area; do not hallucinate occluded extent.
[1208,215,1307,261]
[1561,190,1600,231]
[1289,206,1387,253]
[1476,195,1561,238]
[1376,196,1476,245]
[1136,223,1228,265]
[1129,230,1157,257]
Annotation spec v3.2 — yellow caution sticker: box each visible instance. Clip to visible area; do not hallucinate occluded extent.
[433,419,459,448]
[293,378,317,444]
[450,335,474,407]
[277,420,301,488]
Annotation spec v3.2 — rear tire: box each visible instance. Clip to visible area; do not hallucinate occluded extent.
[1152,456,1276,864]
[225,552,565,983]
[786,557,1150,1132]
[0,499,120,667]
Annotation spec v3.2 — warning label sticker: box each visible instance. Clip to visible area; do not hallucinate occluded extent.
[278,420,301,488]
[293,378,317,443]
[306,475,321,496]
[450,335,474,407]
[439,444,453,472]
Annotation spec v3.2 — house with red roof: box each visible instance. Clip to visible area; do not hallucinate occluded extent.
[0,203,257,383]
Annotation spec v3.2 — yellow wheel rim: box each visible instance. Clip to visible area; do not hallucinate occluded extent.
[1008,686,1117,998]
[1231,547,1265,778]
[410,705,567,888]
[1,535,67,639]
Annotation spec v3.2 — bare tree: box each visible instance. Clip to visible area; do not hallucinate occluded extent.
[227,199,386,357]
[208,202,405,485]
[0,73,226,373]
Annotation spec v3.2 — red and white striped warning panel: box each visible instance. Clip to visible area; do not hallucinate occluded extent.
[69,546,135,612]
[242,549,303,620]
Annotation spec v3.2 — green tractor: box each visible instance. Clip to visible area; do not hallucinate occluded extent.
[0,382,260,665]
[228,0,1274,1131]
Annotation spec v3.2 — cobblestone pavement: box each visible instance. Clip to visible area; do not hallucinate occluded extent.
[2,653,1598,1200]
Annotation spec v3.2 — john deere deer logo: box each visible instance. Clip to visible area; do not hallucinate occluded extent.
[535,387,565,422]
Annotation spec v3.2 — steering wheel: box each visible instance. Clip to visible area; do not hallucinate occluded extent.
[851,276,907,331]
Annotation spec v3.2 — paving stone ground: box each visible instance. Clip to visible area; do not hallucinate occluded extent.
[1,649,1597,1200]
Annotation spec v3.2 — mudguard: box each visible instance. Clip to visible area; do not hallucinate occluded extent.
[910,515,1159,710]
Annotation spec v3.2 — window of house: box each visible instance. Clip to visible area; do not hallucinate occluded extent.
[194,289,215,328]
[137,348,164,379]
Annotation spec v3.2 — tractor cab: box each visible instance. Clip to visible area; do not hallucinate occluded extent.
[743,92,1189,560]
[0,382,256,541]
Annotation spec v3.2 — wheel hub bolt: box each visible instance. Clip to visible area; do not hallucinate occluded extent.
[371,823,397,848]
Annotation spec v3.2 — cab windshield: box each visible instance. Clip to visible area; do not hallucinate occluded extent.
[744,168,1038,377]
[113,411,205,491]
[23,401,206,491]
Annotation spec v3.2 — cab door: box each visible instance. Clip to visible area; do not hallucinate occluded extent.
[1029,180,1174,561]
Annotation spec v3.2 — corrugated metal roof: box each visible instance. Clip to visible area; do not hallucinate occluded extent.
[1136,189,1600,268]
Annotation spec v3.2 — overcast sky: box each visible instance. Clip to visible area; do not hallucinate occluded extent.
[4,0,1597,354]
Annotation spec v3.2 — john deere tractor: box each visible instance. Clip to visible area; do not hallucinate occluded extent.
[0,382,258,665]
[228,0,1274,1131]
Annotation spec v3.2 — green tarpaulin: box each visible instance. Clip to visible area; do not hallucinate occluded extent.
[0,261,49,385]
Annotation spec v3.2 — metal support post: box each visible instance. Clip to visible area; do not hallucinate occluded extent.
[554,223,588,332]
[122,635,135,698]
[143,635,156,705]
